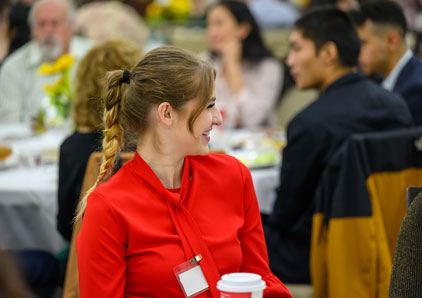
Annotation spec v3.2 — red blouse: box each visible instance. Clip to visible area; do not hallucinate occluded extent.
[77,152,291,298]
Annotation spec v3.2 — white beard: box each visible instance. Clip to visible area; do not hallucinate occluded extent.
[39,35,63,62]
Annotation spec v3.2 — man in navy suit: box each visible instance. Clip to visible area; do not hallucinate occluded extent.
[266,7,412,293]
[353,0,422,125]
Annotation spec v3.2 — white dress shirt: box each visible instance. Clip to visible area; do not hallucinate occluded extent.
[382,49,413,91]
[0,36,93,124]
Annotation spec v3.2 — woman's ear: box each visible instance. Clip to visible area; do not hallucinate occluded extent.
[157,102,174,127]
[238,22,251,40]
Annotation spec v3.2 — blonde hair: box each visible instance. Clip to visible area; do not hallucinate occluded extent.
[75,46,215,220]
[72,39,142,130]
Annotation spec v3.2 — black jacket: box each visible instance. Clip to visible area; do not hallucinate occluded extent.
[267,72,413,283]
[393,54,422,126]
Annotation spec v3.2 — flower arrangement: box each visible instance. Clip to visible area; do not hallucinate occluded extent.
[145,0,192,24]
[36,54,74,131]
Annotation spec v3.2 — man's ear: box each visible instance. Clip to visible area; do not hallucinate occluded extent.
[320,41,339,66]
[157,102,174,127]
[385,30,401,52]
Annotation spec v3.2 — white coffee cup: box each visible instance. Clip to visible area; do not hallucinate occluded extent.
[217,272,266,298]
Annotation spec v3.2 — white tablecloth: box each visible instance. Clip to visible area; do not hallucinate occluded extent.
[0,165,67,254]
[0,125,70,254]
[251,166,279,214]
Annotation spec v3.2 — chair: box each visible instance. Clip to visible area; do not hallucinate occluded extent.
[310,127,422,298]
[389,192,422,297]
[62,151,134,298]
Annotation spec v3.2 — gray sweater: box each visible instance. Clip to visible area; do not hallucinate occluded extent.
[390,193,422,297]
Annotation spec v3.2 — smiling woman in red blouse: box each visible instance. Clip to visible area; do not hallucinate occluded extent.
[75,46,291,298]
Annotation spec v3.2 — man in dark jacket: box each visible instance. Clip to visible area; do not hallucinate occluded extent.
[353,0,422,125]
[266,7,413,289]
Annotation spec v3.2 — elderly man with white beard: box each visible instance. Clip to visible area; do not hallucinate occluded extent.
[0,0,92,124]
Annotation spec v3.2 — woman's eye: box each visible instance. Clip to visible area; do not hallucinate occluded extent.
[207,103,215,109]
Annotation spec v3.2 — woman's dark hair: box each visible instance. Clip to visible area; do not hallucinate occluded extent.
[7,3,31,56]
[210,0,273,63]
[0,0,10,12]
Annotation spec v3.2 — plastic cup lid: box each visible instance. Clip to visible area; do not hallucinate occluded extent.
[217,273,266,293]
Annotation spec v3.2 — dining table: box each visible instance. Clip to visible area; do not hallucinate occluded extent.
[0,124,282,255]
[0,124,70,254]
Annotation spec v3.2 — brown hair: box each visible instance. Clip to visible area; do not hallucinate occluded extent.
[76,46,215,219]
[72,39,142,130]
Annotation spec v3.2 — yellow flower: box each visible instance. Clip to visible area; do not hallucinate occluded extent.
[52,54,74,73]
[37,53,74,125]
[38,63,55,75]
[146,2,164,19]
[38,54,74,75]
[167,0,192,20]
[169,0,191,13]
[43,77,64,94]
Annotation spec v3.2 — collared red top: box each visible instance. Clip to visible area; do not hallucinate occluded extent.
[77,152,291,298]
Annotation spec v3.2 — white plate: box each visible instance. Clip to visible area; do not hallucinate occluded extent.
[0,156,18,170]
[229,148,280,169]
[0,124,32,140]
[248,163,278,170]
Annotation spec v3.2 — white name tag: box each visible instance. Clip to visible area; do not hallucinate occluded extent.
[174,254,209,298]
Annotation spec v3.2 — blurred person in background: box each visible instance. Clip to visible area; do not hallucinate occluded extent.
[393,0,422,33]
[352,0,422,125]
[7,1,32,57]
[393,0,422,56]
[6,250,59,298]
[205,0,283,129]
[75,1,149,51]
[308,0,360,11]
[57,39,142,242]
[0,250,35,298]
[0,0,10,63]
[0,0,33,64]
[247,0,300,28]
[0,1,59,296]
[0,0,92,124]
[266,8,412,297]
[76,46,292,297]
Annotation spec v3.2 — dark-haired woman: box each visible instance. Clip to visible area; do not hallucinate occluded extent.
[206,0,283,129]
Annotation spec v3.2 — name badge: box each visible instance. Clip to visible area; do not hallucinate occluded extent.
[174,254,209,297]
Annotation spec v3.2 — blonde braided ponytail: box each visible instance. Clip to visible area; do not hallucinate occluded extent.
[75,69,128,220]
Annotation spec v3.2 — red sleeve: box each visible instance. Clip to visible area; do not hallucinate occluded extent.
[76,192,127,298]
[237,162,292,298]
